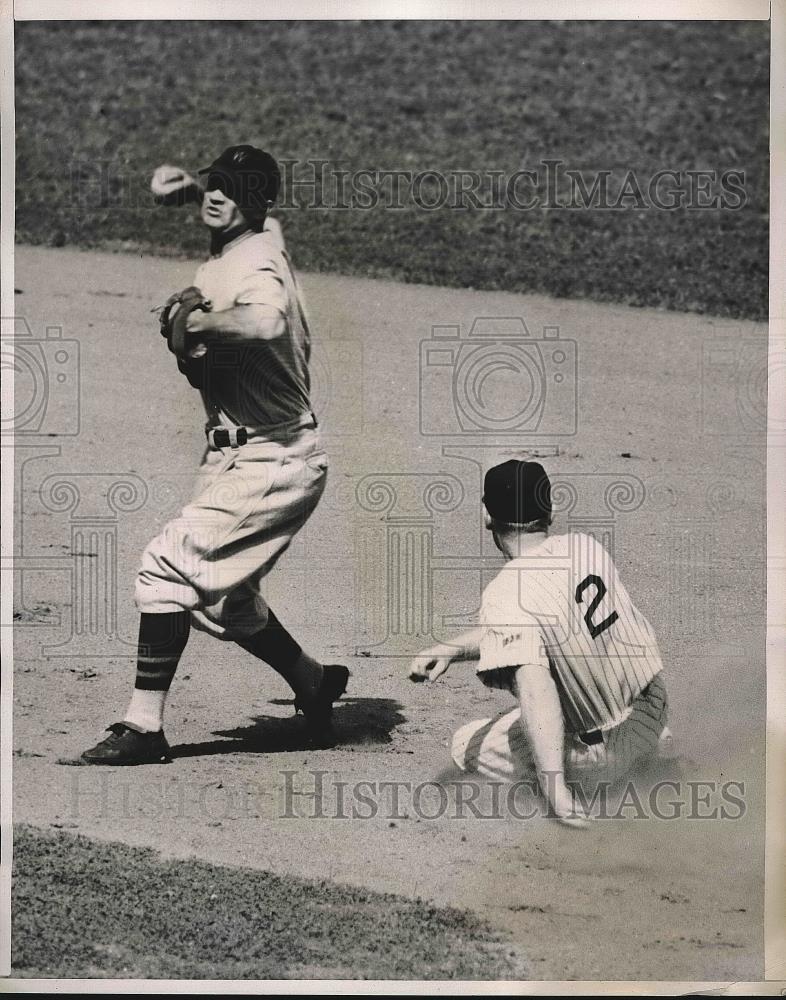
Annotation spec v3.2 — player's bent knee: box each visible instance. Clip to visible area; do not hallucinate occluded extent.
[451,718,493,772]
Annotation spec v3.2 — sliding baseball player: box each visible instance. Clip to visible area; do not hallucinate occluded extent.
[409,460,671,828]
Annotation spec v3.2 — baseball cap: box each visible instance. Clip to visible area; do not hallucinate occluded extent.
[199,145,281,219]
[483,460,552,524]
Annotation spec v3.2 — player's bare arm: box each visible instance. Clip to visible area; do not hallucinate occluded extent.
[407,627,482,682]
[186,303,286,341]
[512,663,592,829]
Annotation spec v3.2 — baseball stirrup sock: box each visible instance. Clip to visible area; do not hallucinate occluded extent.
[124,611,191,732]
[239,608,302,666]
[238,608,323,698]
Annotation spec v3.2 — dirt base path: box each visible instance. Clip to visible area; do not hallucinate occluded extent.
[10,246,767,981]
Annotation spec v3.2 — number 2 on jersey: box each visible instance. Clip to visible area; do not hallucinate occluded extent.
[575,574,619,639]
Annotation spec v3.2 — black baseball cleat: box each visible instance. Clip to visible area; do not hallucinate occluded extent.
[80,722,172,766]
[294,664,350,745]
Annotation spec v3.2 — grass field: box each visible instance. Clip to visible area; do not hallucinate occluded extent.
[14,20,769,318]
[12,825,527,979]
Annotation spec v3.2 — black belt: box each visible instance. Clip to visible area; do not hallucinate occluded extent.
[578,681,656,746]
[207,413,318,450]
[209,427,248,448]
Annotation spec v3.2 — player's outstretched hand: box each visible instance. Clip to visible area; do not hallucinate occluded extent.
[407,644,456,683]
[555,810,595,830]
[151,164,203,206]
[551,790,595,830]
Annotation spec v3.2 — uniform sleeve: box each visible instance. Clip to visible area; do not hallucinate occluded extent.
[478,597,549,673]
[234,264,287,315]
[262,216,285,251]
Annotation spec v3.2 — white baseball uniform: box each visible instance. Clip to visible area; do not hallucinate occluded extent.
[453,530,668,783]
[135,223,327,640]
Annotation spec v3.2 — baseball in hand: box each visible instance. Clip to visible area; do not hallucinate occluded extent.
[151,164,201,205]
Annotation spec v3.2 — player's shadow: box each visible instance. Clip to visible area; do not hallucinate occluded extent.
[169,696,405,758]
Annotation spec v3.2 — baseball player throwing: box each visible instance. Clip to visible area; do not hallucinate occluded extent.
[408,460,670,828]
[79,145,348,765]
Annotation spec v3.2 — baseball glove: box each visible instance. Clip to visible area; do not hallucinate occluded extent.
[158,286,211,388]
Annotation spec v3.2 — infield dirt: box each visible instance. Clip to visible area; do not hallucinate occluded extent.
[11,245,766,980]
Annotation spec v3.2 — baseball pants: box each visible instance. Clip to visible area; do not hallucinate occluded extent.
[135,424,327,640]
[451,673,668,786]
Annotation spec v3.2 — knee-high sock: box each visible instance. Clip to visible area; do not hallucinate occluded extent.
[124,611,191,732]
[237,608,322,699]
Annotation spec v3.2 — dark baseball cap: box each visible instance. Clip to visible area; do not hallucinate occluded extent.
[199,145,281,215]
[483,460,552,524]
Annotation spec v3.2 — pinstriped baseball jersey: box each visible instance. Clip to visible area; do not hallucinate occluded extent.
[478,531,663,734]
